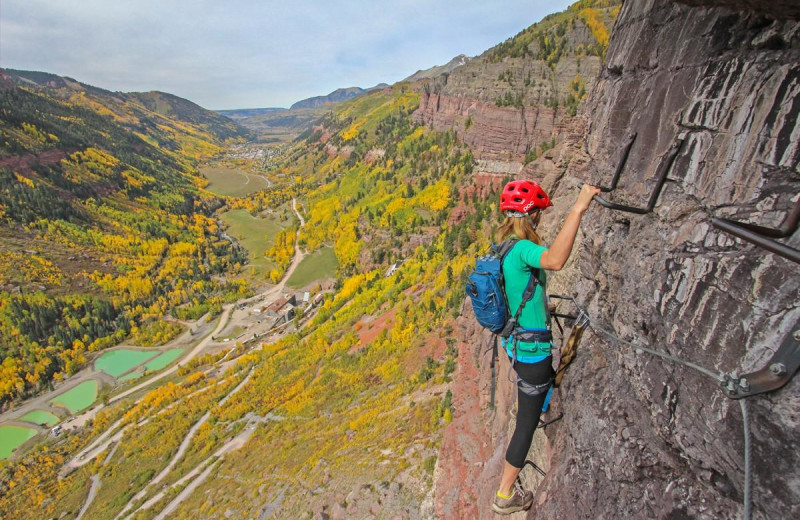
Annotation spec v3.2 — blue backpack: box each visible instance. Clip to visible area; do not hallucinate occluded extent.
[466,239,539,337]
[466,239,542,409]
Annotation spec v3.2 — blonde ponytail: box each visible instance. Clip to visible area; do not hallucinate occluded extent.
[494,211,542,244]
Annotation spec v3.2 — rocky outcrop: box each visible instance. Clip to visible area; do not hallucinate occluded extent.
[436,1,799,519]
[412,11,610,163]
[405,55,473,83]
[416,94,566,162]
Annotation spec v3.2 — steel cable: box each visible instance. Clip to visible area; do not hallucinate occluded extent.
[585,318,754,519]
[740,398,753,520]
[589,320,725,383]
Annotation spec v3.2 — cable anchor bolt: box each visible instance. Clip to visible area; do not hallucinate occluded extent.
[769,363,786,376]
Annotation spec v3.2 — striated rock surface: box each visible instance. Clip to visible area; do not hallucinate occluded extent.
[435,1,800,519]
[412,6,614,163]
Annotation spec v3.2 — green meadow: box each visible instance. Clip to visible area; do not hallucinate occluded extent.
[220,209,290,280]
[201,166,271,197]
[287,246,338,289]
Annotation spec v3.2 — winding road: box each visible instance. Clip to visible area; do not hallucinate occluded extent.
[67,196,309,519]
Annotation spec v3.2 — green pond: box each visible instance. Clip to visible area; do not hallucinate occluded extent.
[96,349,158,377]
[144,349,184,371]
[118,371,142,382]
[50,380,98,413]
[0,425,38,459]
[19,410,60,427]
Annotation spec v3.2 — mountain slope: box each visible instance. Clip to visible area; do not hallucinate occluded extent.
[4,69,250,144]
[404,54,472,82]
[0,69,250,405]
[0,76,481,519]
[290,86,367,109]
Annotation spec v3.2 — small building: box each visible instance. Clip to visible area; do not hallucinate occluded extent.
[264,297,294,320]
[385,260,404,277]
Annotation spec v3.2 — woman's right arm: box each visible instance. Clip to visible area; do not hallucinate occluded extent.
[539,184,600,271]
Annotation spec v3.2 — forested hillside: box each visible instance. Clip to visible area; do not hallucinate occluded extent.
[0,75,500,519]
[0,1,627,518]
[0,69,250,405]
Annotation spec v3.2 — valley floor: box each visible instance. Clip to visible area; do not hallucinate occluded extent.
[0,198,335,519]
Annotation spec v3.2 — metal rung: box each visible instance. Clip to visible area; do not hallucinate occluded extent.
[539,412,564,429]
[549,294,583,329]
[592,138,685,214]
[722,325,800,399]
[598,132,637,193]
[723,199,800,238]
[523,459,547,477]
[711,198,800,264]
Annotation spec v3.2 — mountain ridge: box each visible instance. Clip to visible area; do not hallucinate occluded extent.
[2,68,251,143]
[1,1,798,519]
[403,54,473,82]
[290,83,390,110]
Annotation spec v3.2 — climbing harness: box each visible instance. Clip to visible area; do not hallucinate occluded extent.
[517,377,551,397]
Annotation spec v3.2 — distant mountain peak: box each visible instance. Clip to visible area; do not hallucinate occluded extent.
[290,87,367,110]
[404,54,473,82]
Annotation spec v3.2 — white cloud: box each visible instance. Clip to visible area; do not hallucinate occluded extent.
[0,0,573,109]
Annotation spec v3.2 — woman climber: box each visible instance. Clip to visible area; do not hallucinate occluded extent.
[491,180,600,515]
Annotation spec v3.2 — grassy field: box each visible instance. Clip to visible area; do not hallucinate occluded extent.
[201,166,271,197]
[287,246,338,289]
[220,209,289,282]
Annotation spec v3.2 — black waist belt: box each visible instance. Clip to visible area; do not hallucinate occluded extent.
[517,377,553,397]
[513,329,553,343]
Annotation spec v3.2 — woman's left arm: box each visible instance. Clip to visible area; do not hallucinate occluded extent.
[539,184,601,271]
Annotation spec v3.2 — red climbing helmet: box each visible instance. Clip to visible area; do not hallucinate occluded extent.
[500,180,552,216]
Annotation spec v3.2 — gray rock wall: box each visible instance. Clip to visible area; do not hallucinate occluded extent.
[544,1,799,518]
[437,1,799,518]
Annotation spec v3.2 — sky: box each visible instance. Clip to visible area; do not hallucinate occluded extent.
[1,0,574,110]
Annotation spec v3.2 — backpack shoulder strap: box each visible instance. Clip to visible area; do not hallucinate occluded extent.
[499,238,542,338]
[495,238,519,263]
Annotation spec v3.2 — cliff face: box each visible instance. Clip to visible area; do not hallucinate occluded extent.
[412,5,614,169]
[434,1,800,519]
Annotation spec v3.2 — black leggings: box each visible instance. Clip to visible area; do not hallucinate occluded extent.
[505,356,554,468]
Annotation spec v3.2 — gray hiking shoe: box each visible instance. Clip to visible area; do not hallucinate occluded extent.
[491,481,533,515]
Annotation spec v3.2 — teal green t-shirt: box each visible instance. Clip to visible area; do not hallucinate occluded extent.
[501,239,551,361]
